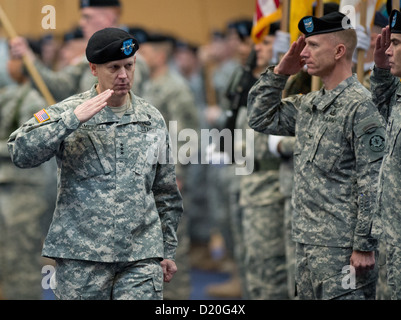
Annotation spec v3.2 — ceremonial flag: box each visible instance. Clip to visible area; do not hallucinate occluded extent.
[289,0,315,43]
[251,0,282,44]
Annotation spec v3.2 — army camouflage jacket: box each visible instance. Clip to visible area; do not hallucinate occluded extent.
[8,86,183,263]
[247,67,386,251]
[370,66,401,246]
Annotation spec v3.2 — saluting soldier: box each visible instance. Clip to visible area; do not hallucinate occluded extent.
[370,9,401,300]
[247,12,386,300]
[7,28,183,300]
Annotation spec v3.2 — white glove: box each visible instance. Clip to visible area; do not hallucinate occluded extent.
[352,25,370,63]
[272,30,290,64]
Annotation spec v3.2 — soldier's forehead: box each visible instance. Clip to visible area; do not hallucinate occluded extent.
[103,56,135,65]
[391,33,401,40]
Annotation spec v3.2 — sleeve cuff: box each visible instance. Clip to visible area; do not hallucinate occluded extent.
[61,109,81,130]
[353,234,378,252]
[164,242,177,261]
[373,65,392,77]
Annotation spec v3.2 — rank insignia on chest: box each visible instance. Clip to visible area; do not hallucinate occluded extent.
[34,109,51,123]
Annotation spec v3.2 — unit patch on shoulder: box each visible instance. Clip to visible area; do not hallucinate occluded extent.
[369,135,385,152]
[34,109,51,123]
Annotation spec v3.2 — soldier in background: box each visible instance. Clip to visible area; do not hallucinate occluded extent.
[370,10,401,300]
[140,33,200,300]
[173,40,212,262]
[232,21,289,300]
[9,0,149,100]
[204,20,254,298]
[0,46,57,300]
[248,12,385,299]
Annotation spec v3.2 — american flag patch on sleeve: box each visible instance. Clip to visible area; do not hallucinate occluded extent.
[34,109,50,123]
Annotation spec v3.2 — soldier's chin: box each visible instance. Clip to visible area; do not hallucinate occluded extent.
[113,87,130,95]
[390,66,401,77]
[305,66,317,76]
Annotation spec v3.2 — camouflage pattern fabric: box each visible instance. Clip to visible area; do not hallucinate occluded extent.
[247,67,385,299]
[0,83,57,299]
[236,106,288,300]
[141,69,199,300]
[8,85,183,265]
[52,258,163,300]
[370,66,401,299]
[295,243,377,300]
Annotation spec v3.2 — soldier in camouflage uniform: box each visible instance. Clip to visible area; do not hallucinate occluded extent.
[370,10,401,300]
[7,28,183,300]
[247,12,385,299]
[9,0,149,101]
[137,33,201,300]
[234,24,289,299]
[0,56,56,300]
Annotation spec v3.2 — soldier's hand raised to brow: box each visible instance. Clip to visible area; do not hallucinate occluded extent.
[74,89,114,123]
[374,26,391,70]
[274,36,306,76]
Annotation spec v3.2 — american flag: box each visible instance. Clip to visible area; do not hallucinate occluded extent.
[251,0,281,44]
[34,109,50,123]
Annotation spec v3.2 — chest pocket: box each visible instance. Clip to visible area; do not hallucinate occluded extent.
[309,124,343,173]
[63,129,112,180]
[125,124,165,175]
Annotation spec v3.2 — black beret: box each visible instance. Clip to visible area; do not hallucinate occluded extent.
[298,11,353,38]
[64,27,84,42]
[228,19,253,40]
[86,28,139,64]
[374,11,388,28]
[390,9,401,33]
[80,0,120,8]
[128,27,149,44]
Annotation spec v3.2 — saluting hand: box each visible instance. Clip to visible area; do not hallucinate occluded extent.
[74,89,114,123]
[374,26,391,70]
[274,36,306,76]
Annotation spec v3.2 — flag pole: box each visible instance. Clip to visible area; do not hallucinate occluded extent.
[280,0,290,98]
[311,0,324,91]
[281,0,289,33]
[0,5,56,106]
[394,0,400,11]
[357,0,368,83]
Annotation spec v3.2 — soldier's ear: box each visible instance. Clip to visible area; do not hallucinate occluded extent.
[89,63,98,77]
[334,43,346,61]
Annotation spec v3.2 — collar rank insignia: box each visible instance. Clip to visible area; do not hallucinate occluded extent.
[121,39,135,56]
[34,109,51,123]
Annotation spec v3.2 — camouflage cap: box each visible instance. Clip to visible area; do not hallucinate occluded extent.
[298,11,353,38]
[86,28,139,64]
